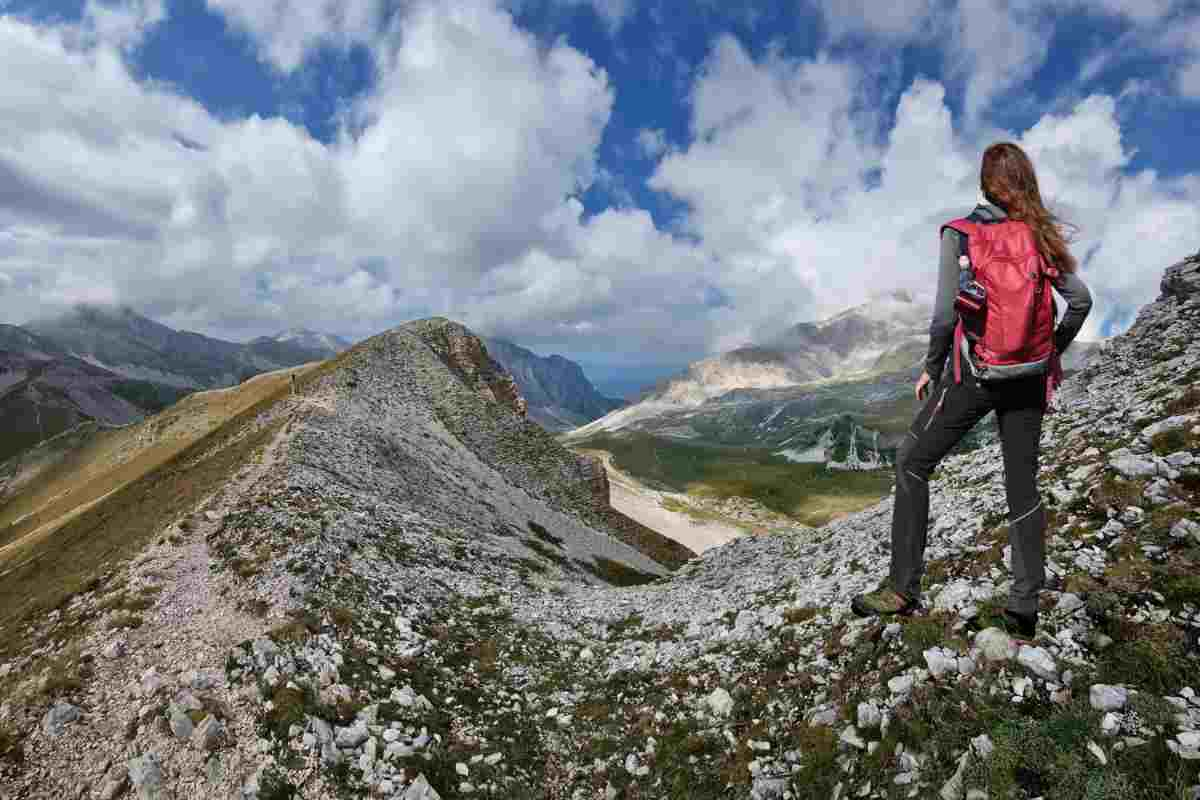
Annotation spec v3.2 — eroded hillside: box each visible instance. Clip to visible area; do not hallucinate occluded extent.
[1,259,1199,800]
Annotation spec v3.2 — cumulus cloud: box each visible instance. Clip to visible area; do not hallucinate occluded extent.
[204,0,386,72]
[0,0,1196,365]
[647,41,1196,351]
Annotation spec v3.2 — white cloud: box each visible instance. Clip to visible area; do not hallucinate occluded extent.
[815,0,937,40]
[636,127,668,158]
[0,0,1196,364]
[646,40,1197,352]
[0,2,623,344]
[83,0,166,49]
[204,0,385,72]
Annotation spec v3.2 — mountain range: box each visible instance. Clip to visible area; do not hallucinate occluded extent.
[0,306,626,465]
[570,290,1102,468]
[483,338,623,431]
[0,307,349,462]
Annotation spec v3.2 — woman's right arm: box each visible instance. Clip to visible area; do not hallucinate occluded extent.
[1053,272,1093,354]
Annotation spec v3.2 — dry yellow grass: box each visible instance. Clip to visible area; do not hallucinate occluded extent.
[0,362,323,658]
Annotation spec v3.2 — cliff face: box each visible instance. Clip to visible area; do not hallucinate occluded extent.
[2,268,1198,800]
[483,338,621,431]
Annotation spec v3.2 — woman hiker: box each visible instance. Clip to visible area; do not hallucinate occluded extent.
[851,142,1093,639]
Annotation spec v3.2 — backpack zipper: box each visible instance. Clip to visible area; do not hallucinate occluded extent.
[925,387,949,430]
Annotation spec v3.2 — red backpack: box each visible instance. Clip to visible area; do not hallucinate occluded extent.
[943,214,1063,407]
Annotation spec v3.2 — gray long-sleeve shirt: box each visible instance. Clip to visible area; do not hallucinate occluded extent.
[925,203,1093,383]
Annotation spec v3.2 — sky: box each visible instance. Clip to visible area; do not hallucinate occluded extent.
[0,0,1198,390]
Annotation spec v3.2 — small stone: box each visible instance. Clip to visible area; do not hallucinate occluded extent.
[455,762,469,777]
[974,628,1014,662]
[888,674,915,696]
[1055,593,1085,614]
[103,639,128,660]
[971,734,994,759]
[1017,645,1058,681]
[1101,712,1121,735]
[128,753,164,800]
[42,702,81,736]
[924,647,958,678]
[1170,519,1200,544]
[194,716,225,751]
[169,709,194,739]
[840,726,866,750]
[140,669,166,698]
[856,702,881,730]
[1088,740,1108,765]
[1120,506,1146,526]
[335,721,369,748]
[706,687,734,717]
[1090,684,1129,712]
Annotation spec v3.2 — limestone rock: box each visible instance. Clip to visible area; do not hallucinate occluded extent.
[706,687,734,717]
[41,702,80,736]
[1017,645,1058,681]
[974,628,1013,662]
[1090,684,1129,712]
[128,753,164,800]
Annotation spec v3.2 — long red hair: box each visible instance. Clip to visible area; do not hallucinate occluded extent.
[980,142,1078,274]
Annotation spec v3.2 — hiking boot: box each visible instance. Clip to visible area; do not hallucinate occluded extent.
[1000,609,1037,640]
[851,588,918,618]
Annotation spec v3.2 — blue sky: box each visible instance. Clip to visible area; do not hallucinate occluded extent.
[0,0,1198,392]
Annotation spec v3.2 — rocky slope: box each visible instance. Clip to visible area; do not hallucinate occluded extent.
[483,339,623,432]
[1,261,1198,800]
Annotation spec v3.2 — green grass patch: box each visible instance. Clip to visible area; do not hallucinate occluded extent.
[1096,620,1193,694]
[580,432,894,525]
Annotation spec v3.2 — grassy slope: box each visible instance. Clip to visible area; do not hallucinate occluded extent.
[0,365,314,658]
[576,431,894,527]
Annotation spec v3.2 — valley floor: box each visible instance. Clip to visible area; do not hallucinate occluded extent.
[582,449,747,554]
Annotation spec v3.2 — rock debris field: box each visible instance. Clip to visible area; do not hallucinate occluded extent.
[1,258,1200,799]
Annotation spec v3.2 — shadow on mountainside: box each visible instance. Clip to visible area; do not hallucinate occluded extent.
[1,259,1199,799]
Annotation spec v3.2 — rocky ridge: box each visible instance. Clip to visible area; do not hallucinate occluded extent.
[0,259,1198,799]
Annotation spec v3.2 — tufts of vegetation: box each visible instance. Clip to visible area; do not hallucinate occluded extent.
[579,556,659,587]
[1091,475,1146,512]
[0,724,22,764]
[1096,620,1193,694]
[1165,385,1200,415]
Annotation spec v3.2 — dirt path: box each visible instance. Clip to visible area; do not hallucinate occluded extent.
[581,449,745,554]
[5,412,299,799]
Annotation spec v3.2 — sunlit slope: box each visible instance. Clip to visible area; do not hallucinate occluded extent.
[0,362,320,640]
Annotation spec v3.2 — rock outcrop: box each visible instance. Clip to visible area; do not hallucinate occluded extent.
[1162,253,1200,300]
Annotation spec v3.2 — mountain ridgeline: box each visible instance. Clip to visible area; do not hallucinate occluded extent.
[0,306,349,463]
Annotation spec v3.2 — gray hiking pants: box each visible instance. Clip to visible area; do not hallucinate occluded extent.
[889,371,1046,616]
